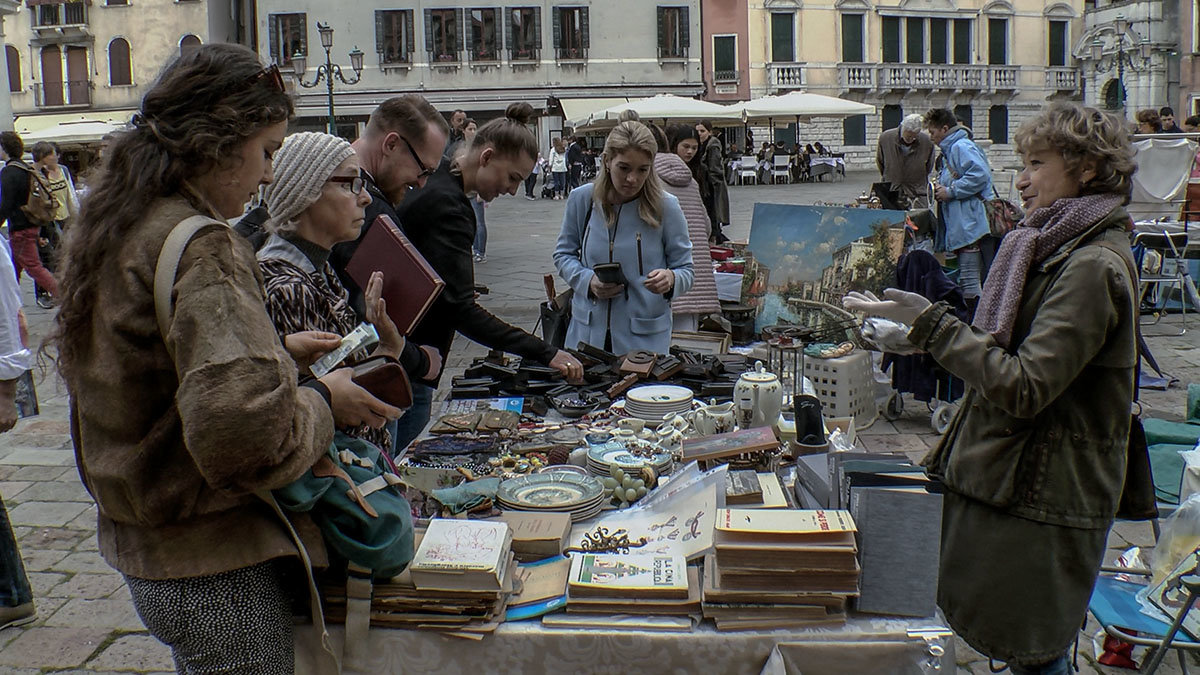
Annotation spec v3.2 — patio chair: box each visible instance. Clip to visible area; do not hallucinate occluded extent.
[770,155,791,184]
[736,156,758,185]
[1134,228,1195,336]
[1090,563,1200,674]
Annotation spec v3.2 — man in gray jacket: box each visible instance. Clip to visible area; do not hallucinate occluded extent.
[876,113,934,208]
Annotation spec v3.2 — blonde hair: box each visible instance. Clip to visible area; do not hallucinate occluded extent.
[1014,102,1136,203]
[593,120,663,228]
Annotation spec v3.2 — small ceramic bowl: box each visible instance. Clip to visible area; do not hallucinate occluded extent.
[551,393,600,419]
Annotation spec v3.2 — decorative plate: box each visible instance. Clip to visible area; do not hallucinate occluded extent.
[626,385,694,405]
[497,472,603,509]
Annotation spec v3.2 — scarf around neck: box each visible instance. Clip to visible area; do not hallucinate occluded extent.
[971,193,1124,348]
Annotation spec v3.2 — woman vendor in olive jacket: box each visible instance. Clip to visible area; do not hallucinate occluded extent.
[846,103,1139,672]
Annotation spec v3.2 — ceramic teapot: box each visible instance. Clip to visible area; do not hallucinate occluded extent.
[733,361,784,429]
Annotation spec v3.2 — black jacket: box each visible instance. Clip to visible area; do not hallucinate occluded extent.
[396,161,557,384]
[0,162,37,233]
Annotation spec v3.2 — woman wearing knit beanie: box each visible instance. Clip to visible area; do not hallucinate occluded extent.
[257,131,412,451]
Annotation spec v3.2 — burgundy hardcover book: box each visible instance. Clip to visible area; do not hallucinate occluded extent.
[346,215,445,335]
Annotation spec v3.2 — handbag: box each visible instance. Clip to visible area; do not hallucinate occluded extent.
[980,186,1023,238]
[538,273,571,349]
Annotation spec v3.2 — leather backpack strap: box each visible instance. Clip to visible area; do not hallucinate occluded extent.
[152,215,226,356]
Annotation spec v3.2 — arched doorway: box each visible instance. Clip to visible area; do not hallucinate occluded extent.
[180,34,201,58]
[1102,78,1125,111]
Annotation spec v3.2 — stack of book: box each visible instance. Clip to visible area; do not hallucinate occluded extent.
[563,552,700,626]
[703,509,859,631]
[323,519,516,637]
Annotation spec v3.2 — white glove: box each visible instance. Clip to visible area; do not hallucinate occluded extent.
[861,317,922,355]
[843,289,931,326]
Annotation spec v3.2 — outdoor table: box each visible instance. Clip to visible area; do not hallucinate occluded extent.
[295,612,954,674]
[809,157,845,181]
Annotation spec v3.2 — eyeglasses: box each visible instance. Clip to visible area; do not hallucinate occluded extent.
[399,135,436,179]
[327,175,366,195]
[245,64,285,93]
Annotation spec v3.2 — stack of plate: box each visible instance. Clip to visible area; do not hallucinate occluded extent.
[586,444,673,478]
[497,472,605,522]
[624,385,694,422]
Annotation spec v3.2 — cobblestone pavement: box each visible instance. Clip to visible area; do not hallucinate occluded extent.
[0,173,1196,673]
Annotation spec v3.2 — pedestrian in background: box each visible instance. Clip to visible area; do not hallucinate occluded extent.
[549,137,569,199]
[567,135,585,192]
[926,107,995,310]
[31,141,77,309]
[1160,106,1183,134]
[877,113,935,209]
[1135,109,1162,134]
[0,132,60,302]
[525,151,544,200]
[695,120,729,243]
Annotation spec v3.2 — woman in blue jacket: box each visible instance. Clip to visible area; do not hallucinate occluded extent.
[554,118,694,354]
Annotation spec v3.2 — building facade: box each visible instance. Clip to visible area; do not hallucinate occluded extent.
[1175,0,1199,118]
[1077,0,1172,119]
[740,0,1086,169]
[3,0,253,131]
[699,0,750,103]
[255,0,703,144]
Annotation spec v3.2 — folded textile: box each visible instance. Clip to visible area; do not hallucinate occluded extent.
[432,477,501,515]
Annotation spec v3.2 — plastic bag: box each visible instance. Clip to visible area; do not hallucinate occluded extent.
[1152,493,1200,586]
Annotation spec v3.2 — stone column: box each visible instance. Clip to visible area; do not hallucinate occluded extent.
[0,1,23,132]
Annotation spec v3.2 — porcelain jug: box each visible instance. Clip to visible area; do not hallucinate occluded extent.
[733,361,784,429]
[694,402,736,436]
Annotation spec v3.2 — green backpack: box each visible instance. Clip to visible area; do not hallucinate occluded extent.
[274,431,415,580]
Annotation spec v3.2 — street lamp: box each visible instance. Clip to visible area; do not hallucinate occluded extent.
[1088,14,1153,112]
[292,22,364,136]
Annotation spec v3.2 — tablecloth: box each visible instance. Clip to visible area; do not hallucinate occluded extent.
[295,613,954,674]
[714,272,744,301]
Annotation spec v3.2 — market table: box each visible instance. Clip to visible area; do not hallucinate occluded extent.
[295,612,954,674]
[809,157,845,181]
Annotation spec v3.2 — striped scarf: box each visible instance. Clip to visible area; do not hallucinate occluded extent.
[972,193,1124,348]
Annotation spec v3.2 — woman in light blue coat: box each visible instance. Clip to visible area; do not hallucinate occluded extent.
[927,109,995,302]
[554,119,694,354]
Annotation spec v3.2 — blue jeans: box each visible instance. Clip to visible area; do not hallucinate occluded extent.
[471,200,486,256]
[0,494,32,607]
[957,246,984,300]
[552,172,567,194]
[392,383,433,455]
[1008,654,1070,675]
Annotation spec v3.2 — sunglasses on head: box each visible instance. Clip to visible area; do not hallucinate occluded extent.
[245,63,285,93]
[398,135,436,178]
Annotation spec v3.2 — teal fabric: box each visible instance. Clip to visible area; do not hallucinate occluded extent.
[432,477,500,515]
[1148,443,1194,505]
[274,432,414,580]
[1143,418,1200,447]
[1188,384,1200,425]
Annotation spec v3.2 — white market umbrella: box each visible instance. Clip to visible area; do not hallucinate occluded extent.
[22,119,129,145]
[579,94,740,131]
[732,91,875,124]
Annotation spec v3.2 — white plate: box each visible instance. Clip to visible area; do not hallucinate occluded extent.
[626,385,693,406]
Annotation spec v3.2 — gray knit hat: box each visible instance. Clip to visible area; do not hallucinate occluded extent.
[263,131,355,234]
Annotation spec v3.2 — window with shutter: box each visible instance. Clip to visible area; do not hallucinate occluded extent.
[840,14,863,63]
[6,46,20,93]
[770,13,794,63]
[557,7,586,59]
[658,7,687,59]
[954,104,972,129]
[988,18,1006,65]
[108,37,132,86]
[580,8,589,49]
[510,8,539,61]
[713,35,736,81]
[953,19,970,64]
[882,16,900,63]
[906,18,924,64]
[270,13,306,67]
[929,18,947,64]
[1048,20,1067,67]
[430,9,459,62]
[989,105,1008,144]
[179,35,201,58]
[379,10,412,64]
[843,115,867,146]
[469,8,499,61]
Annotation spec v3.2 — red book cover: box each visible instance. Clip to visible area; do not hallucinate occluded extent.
[346,214,445,335]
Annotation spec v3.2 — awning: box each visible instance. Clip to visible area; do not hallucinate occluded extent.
[559,98,628,128]
[15,110,135,144]
[26,0,91,6]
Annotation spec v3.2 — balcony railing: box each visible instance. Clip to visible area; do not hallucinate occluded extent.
[1046,66,1080,91]
[34,80,91,108]
[713,69,738,83]
[428,50,460,66]
[33,2,87,28]
[838,64,1021,92]
[767,62,805,90]
[509,47,540,63]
